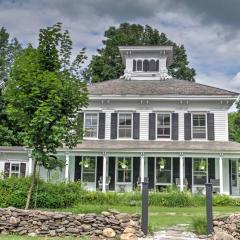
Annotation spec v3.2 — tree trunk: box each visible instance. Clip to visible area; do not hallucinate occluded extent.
[25,160,37,210]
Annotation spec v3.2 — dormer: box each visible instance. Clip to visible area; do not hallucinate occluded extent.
[119,46,173,80]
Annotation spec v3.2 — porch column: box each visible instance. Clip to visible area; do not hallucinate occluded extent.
[140,153,145,189]
[65,152,69,181]
[219,154,223,194]
[180,153,184,191]
[102,152,107,192]
[28,151,33,176]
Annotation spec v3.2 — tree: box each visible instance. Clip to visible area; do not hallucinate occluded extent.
[0,27,23,146]
[229,111,240,142]
[87,23,196,83]
[3,23,88,209]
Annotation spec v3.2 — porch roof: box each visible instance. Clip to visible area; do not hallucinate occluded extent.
[73,140,240,154]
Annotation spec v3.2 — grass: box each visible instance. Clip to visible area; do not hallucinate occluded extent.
[54,204,240,231]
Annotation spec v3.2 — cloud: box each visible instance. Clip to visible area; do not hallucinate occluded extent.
[0,0,239,93]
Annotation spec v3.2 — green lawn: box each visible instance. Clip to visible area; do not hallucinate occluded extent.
[58,204,240,231]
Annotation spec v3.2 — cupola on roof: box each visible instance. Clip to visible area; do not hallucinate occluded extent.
[118,45,173,81]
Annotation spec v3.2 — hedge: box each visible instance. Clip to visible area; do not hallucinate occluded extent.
[0,177,240,209]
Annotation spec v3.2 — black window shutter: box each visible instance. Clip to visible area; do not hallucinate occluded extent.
[20,163,26,177]
[110,113,118,139]
[133,113,140,139]
[184,113,192,140]
[171,113,179,140]
[229,160,232,195]
[96,157,103,188]
[149,113,156,140]
[4,162,10,178]
[133,157,140,189]
[185,158,192,189]
[208,158,215,183]
[133,60,136,71]
[148,157,155,189]
[207,113,215,140]
[74,156,82,181]
[98,113,105,139]
[172,157,180,184]
[108,157,115,190]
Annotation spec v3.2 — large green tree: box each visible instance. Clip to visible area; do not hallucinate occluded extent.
[87,23,196,83]
[0,27,23,146]
[229,111,240,142]
[3,23,88,209]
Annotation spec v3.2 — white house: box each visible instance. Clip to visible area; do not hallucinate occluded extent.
[1,45,240,195]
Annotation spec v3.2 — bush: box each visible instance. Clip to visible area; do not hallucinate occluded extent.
[192,217,207,235]
[1,177,240,209]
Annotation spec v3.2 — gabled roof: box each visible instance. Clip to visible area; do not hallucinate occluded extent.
[88,78,238,97]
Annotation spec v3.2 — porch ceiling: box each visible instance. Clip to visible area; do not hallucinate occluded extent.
[72,140,240,154]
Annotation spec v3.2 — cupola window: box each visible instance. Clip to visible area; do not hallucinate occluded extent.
[133,59,159,72]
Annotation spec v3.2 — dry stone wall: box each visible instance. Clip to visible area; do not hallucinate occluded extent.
[0,207,144,239]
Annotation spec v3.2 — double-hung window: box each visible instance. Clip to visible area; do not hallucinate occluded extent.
[192,114,206,139]
[118,113,132,138]
[117,157,132,183]
[81,156,96,183]
[11,163,20,177]
[157,114,171,139]
[193,158,207,185]
[84,113,98,138]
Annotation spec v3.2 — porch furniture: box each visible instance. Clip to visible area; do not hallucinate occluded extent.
[98,176,111,191]
[210,179,220,194]
[175,178,188,190]
[196,186,205,195]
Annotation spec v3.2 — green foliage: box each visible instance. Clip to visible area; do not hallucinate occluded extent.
[192,217,207,235]
[3,23,88,165]
[87,23,196,83]
[229,112,240,142]
[0,26,23,146]
[1,178,240,209]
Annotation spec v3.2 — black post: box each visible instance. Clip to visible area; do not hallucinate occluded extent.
[141,182,149,235]
[205,183,213,235]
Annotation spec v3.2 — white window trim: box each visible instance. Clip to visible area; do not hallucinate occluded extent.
[81,156,97,184]
[6,161,27,177]
[115,157,133,184]
[117,112,133,140]
[191,113,208,141]
[84,112,99,140]
[192,158,208,187]
[156,113,172,141]
[154,157,173,186]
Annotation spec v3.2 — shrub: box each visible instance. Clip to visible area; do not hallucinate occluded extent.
[192,217,207,235]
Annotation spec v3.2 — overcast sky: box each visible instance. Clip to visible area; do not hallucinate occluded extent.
[0,0,240,92]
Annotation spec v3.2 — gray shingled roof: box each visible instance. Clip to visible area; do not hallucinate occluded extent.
[74,140,240,153]
[88,78,238,96]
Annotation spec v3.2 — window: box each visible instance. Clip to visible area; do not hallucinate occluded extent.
[231,160,237,187]
[192,114,206,139]
[133,59,136,71]
[157,114,171,138]
[11,163,20,177]
[193,158,207,185]
[137,60,142,71]
[143,60,149,72]
[117,157,132,183]
[81,156,96,182]
[84,113,98,138]
[149,59,156,71]
[156,157,172,183]
[118,113,132,138]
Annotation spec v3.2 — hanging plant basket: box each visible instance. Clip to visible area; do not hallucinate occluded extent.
[199,159,206,171]
[158,158,166,171]
[79,158,91,168]
[119,159,129,169]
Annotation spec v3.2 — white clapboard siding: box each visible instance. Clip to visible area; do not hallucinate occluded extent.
[214,111,228,141]
[104,111,112,140]
[178,111,185,141]
[140,111,150,140]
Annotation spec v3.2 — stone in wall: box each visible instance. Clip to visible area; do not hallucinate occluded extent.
[0,207,144,239]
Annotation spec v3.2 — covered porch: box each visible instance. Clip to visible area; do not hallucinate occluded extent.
[63,140,240,195]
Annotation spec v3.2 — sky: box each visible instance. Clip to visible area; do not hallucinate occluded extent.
[0,0,240,93]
